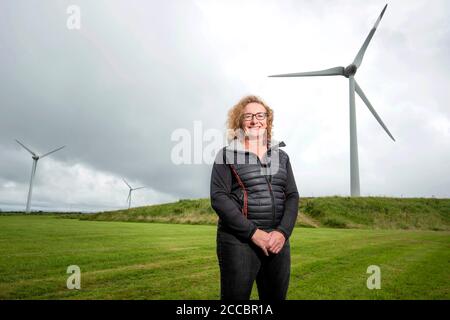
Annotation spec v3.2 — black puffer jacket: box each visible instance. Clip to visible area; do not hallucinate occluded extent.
[210,139,300,242]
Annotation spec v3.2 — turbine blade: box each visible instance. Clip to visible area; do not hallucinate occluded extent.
[123,178,132,189]
[15,139,36,156]
[134,187,145,190]
[354,80,395,141]
[269,66,345,78]
[126,190,131,203]
[40,145,65,158]
[353,4,387,68]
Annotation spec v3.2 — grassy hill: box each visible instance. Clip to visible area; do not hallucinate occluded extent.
[74,196,450,231]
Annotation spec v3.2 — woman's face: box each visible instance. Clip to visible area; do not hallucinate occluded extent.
[241,102,268,139]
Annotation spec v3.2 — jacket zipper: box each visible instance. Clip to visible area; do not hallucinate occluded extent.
[256,155,276,227]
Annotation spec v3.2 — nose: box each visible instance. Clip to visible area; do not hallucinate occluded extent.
[250,116,260,125]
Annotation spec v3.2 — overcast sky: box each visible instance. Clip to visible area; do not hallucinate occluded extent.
[1,0,449,212]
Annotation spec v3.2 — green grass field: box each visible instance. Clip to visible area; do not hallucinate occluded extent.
[0,215,448,299]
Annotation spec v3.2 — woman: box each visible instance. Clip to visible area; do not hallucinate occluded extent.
[210,95,300,300]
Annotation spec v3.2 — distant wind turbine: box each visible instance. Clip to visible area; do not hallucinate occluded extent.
[269,4,395,197]
[123,178,145,209]
[15,139,65,212]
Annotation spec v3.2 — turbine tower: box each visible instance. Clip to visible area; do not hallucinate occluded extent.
[15,139,65,212]
[269,4,395,197]
[123,178,145,209]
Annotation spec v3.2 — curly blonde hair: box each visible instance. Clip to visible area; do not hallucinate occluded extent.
[226,95,274,142]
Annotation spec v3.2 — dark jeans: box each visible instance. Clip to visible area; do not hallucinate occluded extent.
[216,229,291,300]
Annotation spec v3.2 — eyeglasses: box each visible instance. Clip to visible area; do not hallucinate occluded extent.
[242,112,267,121]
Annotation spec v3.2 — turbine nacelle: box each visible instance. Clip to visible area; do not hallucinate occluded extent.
[344,64,358,78]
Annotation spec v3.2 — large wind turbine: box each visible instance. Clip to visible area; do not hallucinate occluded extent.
[269,4,395,197]
[15,139,65,212]
[123,178,145,209]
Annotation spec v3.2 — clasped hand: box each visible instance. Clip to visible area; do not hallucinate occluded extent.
[251,229,285,256]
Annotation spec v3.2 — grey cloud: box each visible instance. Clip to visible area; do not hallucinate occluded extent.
[1,0,449,211]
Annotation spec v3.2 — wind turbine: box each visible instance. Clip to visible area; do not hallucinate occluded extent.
[269,4,395,197]
[15,139,65,212]
[122,178,145,209]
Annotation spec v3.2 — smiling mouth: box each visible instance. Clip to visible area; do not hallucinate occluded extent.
[246,127,265,135]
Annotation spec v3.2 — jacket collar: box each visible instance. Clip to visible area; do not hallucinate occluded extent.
[225,137,286,154]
